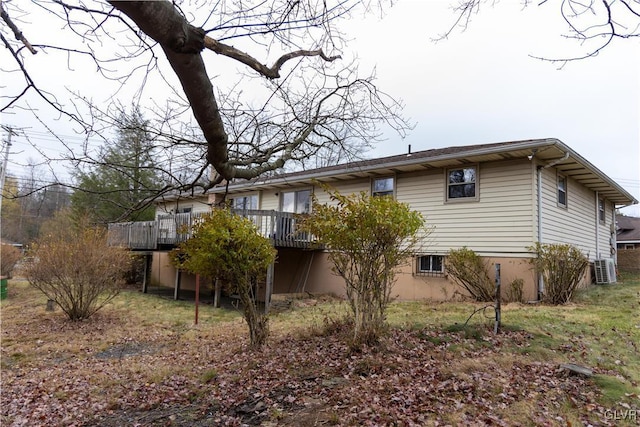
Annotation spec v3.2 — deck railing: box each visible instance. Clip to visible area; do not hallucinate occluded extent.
[107,209,320,250]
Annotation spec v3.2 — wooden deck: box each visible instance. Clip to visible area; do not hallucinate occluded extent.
[107,209,321,250]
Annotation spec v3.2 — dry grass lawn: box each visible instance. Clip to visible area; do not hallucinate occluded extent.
[1,272,639,426]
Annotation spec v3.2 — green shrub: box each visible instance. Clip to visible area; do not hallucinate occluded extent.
[530,243,589,305]
[300,186,425,348]
[445,247,494,302]
[172,208,276,349]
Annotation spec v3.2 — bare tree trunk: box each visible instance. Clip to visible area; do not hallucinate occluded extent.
[238,278,269,349]
[108,1,235,179]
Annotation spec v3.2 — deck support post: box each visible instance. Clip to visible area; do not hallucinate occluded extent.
[213,279,221,308]
[174,269,182,300]
[264,261,274,314]
[142,253,152,294]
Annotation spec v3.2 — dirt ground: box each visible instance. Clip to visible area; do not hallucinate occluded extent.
[1,279,638,426]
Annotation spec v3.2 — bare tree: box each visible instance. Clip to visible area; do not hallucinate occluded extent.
[440,0,640,64]
[1,1,407,198]
[0,161,70,244]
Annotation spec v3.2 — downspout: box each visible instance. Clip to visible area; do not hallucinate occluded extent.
[595,191,600,259]
[536,151,570,300]
[611,205,617,264]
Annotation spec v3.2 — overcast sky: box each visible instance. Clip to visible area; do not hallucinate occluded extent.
[348,1,640,215]
[1,0,639,215]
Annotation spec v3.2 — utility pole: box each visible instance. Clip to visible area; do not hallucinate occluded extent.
[0,126,16,214]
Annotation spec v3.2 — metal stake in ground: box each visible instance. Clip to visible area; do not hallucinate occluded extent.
[494,263,501,334]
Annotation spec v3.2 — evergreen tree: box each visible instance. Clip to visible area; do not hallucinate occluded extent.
[72,107,161,223]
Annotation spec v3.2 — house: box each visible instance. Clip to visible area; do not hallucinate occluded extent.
[616,214,640,250]
[615,214,640,272]
[108,138,637,304]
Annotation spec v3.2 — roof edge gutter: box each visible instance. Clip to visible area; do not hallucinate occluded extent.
[213,139,560,193]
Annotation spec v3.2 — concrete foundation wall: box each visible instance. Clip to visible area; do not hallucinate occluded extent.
[149,249,597,303]
[273,251,541,302]
[150,252,197,291]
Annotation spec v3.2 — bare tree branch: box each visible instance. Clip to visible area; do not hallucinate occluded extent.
[0,1,37,54]
[204,36,341,79]
[2,0,406,213]
[439,0,640,62]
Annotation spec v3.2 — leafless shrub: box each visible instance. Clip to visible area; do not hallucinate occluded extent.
[446,247,494,302]
[530,243,589,305]
[24,215,132,320]
[506,278,524,303]
[1,244,22,278]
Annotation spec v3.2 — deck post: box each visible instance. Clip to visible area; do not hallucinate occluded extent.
[195,274,200,325]
[264,261,274,314]
[174,269,182,300]
[213,278,221,308]
[142,253,152,293]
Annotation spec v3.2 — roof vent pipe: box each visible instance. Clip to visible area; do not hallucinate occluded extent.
[407,144,412,157]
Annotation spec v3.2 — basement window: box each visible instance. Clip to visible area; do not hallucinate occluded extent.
[415,255,444,277]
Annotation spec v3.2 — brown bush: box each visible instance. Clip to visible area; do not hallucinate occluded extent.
[446,247,494,302]
[24,220,131,321]
[530,243,588,305]
[1,244,22,278]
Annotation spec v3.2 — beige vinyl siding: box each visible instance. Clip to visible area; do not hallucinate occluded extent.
[256,190,277,210]
[245,160,535,256]
[191,200,212,215]
[539,167,604,260]
[400,159,535,255]
[154,196,210,218]
[312,178,370,206]
[596,199,616,260]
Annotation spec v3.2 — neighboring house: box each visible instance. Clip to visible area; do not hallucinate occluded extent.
[108,138,637,304]
[616,214,640,250]
[616,215,640,272]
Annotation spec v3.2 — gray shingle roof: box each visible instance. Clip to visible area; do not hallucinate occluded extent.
[617,215,640,242]
[212,138,637,206]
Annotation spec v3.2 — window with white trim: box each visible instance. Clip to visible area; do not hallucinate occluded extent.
[447,166,477,200]
[598,198,605,223]
[416,255,444,276]
[281,189,311,213]
[278,189,311,242]
[231,194,258,211]
[372,177,394,197]
[557,175,567,207]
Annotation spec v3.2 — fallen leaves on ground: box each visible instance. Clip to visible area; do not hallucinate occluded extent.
[1,291,636,426]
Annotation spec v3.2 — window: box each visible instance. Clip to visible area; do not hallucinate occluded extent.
[281,189,311,213]
[447,166,477,200]
[278,189,311,242]
[416,255,444,276]
[598,198,605,223]
[176,206,192,214]
[372,177,394,197]
[231,194,258,211]
[557,175,567,207]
